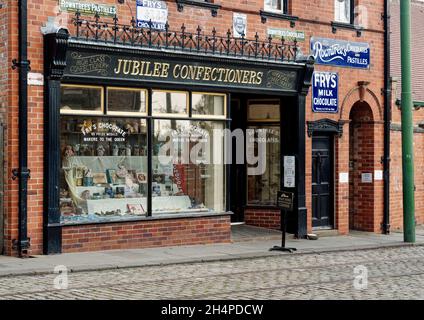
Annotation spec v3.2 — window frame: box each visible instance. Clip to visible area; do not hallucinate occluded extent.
[247,99,281,123]
[60,84,105,116]
[334,0,355,25]
[191,92,228,120]
[151,89,190,118]
[106,87,148,117]
[264,0,288,14]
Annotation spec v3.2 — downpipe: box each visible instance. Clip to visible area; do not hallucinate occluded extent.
[382,0,391,235]
[11,0,31,256]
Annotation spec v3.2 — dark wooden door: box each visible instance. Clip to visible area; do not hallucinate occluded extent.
[312,135,334,229]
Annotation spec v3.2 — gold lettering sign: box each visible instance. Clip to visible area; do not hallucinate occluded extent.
[114,59,264,85]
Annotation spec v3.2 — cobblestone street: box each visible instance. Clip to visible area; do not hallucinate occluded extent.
[0,245,423,300]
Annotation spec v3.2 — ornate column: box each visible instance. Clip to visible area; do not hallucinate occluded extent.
[43,29,69,254]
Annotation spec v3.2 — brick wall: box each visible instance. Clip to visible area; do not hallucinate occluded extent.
[3,0,387,255]
[62,215,231,253]
[244,209,280,230]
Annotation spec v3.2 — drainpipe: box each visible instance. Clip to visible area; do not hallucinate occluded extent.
[382,0,391,234]
[11,0,31,256]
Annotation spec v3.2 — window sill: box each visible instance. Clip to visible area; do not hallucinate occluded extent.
[176,0,222,17]
[260,10,299,28]
[331,21,364,37]
[55,211,233,227]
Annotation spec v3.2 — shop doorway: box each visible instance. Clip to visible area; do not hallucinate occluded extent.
[312,135,334,229]
[229,95,282,224]
[349,101,374,231]
[0,122,4,253]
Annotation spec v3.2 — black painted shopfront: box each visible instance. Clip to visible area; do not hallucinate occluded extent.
[43,19,313,254]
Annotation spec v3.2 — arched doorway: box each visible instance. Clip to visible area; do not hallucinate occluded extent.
[349,101,375,231]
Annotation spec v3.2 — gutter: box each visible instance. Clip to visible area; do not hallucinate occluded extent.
[11,0,31,256]
[382,0,391,234]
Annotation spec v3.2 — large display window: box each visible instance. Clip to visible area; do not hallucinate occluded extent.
[60,85,227,224]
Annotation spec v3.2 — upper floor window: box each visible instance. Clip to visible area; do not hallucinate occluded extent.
[335,0,353,24]
[264,0,287,14]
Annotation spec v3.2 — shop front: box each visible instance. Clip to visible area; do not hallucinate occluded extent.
[43,17,313,254]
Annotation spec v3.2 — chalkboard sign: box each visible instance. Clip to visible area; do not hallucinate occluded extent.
[277,191,294,211]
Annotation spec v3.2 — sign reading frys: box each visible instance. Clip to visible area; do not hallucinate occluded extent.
[310,37,370,69]
[58,0,117,17]
[136,0,168,31]
[268,28,305,42]
[64,51,299,92]
[312,71,339,113]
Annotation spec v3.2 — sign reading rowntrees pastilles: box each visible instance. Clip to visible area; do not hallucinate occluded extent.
[58,0,117,17]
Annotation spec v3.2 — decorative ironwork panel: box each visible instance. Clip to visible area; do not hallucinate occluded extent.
[70,12,299,63]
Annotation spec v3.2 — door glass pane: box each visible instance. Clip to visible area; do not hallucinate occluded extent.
[152,91,188,115]
[107,88,147,114]
[192,93,226,117]
[248,100,280,121]
[152,119,226,215]
[61,85,103,114]
[60,116,148,224]
[247,126,280,205]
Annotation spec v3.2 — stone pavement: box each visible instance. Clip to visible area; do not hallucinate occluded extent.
[0,225,423,277]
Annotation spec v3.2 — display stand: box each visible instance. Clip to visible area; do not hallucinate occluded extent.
[270,190,297,253]
[270,208,297,253]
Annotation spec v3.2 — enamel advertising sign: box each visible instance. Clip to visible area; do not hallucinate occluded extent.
[310,37,370,69]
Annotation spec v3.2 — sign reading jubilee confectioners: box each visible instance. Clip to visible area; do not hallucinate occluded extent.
[64,50,299,92]
[312,71,339,113]
[310,37,370,69]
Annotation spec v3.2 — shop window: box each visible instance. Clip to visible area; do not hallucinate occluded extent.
[59,85,228,224]
[60,85,104,115]
[152,119,226,215]
[152,90,189,116]
[192,93,226,118]
[335,0,353,24]
[264,0,287,13]
[60,116,148,224]
[107,87,147,115]
[246,100,280,206]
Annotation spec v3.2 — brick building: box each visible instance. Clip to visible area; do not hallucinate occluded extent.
[0,0,413,256]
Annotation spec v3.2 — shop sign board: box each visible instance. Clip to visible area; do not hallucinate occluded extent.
[58,0,117,17]
[267,28,305,42]
[277,191,294,212]
[65,50,299,93]
[310,37,370,69]
[312,71,339,113]
[136,0,168,31]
